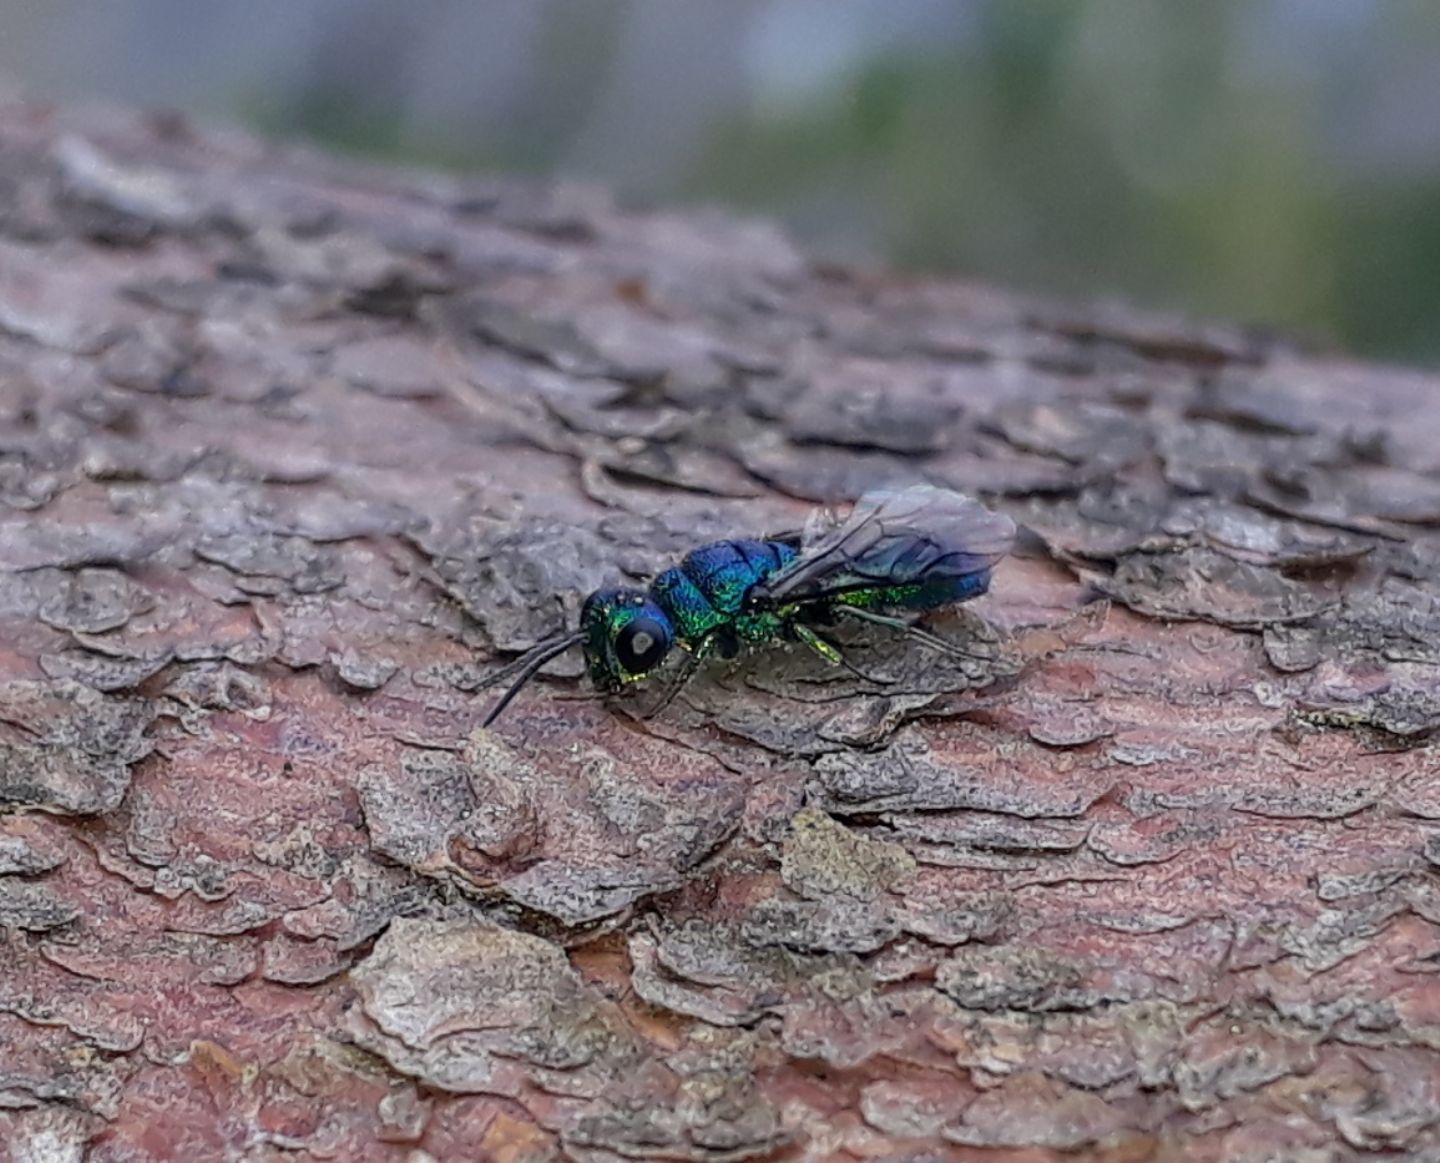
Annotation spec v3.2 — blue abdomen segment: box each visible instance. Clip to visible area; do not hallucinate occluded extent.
[910,568,991,608]
[651,539,796,644]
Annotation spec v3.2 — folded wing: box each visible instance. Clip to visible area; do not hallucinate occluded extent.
[756,485,1015,605]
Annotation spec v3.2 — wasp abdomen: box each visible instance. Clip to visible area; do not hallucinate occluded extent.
[838,569,994,614]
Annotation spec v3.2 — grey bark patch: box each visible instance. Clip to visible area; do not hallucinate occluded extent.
[283,856,433,953]
[0,517,172,572]
[194,531,343,594]
[358,753,484,874]
[38,648,171,692]
[1189,370,1318,436]
[566,1078,788,1163]
[1315,867,1410,903]
[890,812,1091,858]
[943,1072,1131,1150]
[0,1107,101,1163]
[741,893,900,955]
[0,456,63,511]
[860,1078,970,1138]
[1264,587,1440,674]
[731,437,914,504]
[983,398,1149,469]
[364,733,743,930]
[778,978,920,1069]
[1012,484,1171,561]
[1233,782,1387,820]
[350,916,645,1097]
[814,740,1100,819]
[498,860,685,929]
[53,135,199,236]
[241,222,413,294]
[163,662,271,717]
[1279,899,1405,973]
[450,295,612,377]
[782,374,961,455]
[628,929,783,1027]
[331,648,398,691]
[1021,695,1112,747]
[0,680,154,815]
[41,930,257,986]
[1087,814,1217,866]
[897,884,1014,945]
[936,946,1090,1012]
[1171,1015,1320,1111]
[938,937,1163,1013]
[780,807,915,902]
[99,321,207,397]
[352,918,581,1050]
[0,881,79,932]
[1185,501,1376,569]
[495,736,745,925]
[1341,686,1440,739]
[416,517,617,663]
[1101,547,1333,628]
[630,920,862,1028]
[1156,420,1275,496]
[36,568,156,634]
[0,820,65,876]
[332,334,445,399]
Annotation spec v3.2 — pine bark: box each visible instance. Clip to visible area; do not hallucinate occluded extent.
[2,97,1439,1162]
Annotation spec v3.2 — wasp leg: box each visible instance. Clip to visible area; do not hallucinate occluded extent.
[792,622,895,684]
[639,632,717,720]
[834,605,996,662]
[714,625,742,660]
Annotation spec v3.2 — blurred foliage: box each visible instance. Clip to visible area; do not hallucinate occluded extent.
[179,2,1440,366]
[686,3,1440,364]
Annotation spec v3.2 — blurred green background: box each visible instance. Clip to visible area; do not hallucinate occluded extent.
[3,0,1438,365]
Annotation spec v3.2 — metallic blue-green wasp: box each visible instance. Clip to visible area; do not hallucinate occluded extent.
[478,485,1016,725]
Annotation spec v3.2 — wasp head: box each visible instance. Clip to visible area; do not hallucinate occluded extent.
[580,588,676,692]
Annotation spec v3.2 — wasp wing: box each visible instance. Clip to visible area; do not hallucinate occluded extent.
[756,485,1015,605]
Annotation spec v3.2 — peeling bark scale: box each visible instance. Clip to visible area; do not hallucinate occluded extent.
[1,98,1440,1162]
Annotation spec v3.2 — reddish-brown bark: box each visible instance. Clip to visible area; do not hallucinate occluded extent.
[2,96,1439,1162]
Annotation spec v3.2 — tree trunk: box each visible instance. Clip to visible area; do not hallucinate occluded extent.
[2,97,1439,1163]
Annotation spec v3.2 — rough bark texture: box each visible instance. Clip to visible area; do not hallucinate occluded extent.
[2,96,1440,1163]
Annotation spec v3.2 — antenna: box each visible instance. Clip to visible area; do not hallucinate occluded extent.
[478,633,584,727]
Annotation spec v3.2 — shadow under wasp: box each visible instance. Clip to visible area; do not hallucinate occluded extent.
[477,484,1016,726]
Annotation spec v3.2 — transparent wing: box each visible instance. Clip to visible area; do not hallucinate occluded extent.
[756,484,1015,605]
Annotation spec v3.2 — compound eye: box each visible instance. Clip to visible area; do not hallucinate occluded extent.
[614,616,669,675]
